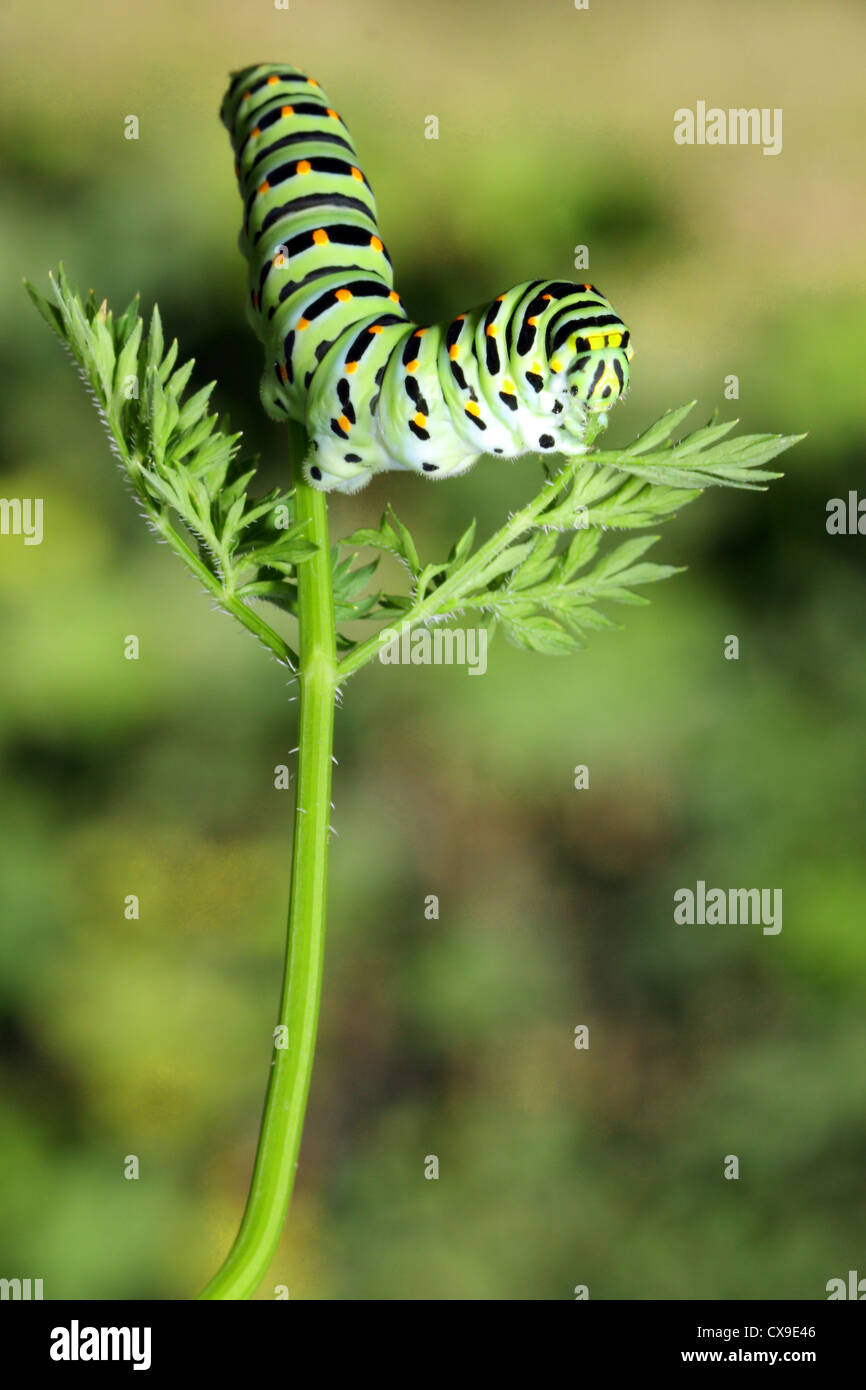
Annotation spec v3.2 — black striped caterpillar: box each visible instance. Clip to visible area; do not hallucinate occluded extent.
[222,64,633,494]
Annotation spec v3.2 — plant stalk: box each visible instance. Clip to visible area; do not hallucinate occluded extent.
[199,424,336,1299]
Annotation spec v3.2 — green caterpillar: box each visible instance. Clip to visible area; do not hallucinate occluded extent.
[221,63,634,494]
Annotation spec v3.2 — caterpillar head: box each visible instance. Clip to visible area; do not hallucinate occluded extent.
[565,326,633,418]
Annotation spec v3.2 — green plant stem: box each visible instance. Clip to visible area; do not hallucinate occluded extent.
[199,424,336,1299]
[147,505,299,669]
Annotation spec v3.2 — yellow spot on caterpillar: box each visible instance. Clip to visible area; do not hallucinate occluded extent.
[586,334,605,350]
[313,229,329,245]
[267,75,280,86]
[297,317,310,330]
[532,362,542,374]
[503,380,515,393]
[413,412,426,427]
[370,235,383,251]
[465,401,481,416]
[406,360,419,373]
[527,315,538,326]
[551,358,562,373]
[281,105,294,117]
[486,325,497,337]
[350,166,364,181]
[346,361,358,373]
[448,344,459,360]
[625,346,634,361]
[296,160,312,174]
[338,414,351,432]
[335,288,352,302]
[258,181,270,194]
[389,291,400,302]
[607,332,622,347]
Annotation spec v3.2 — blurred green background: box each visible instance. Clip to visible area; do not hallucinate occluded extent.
[1,0,865,1300]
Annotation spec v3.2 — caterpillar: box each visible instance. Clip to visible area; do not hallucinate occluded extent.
[221,63,633,495]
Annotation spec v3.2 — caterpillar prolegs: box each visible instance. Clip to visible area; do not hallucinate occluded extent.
[221,64,634,494]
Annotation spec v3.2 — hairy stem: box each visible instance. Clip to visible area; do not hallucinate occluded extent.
[147,504,299,669]
[199,423,336,1299]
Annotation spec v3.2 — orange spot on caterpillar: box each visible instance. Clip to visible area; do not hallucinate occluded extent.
[414,328,426,337]
[346,361,358,373]
[542,293,553,301]
[297,317,310,330]
[258,181,270,194]
[448,344,459,360]
[406,360,419,372]
[370,236,383,251]
[252,127,261,138]
[350,166,364,181]
[279,365,288,381]
[296,160,312,174]
[335,288,352,302]
[413,412,426,427]
[243,91,251,101]
[338,414,351,431]
[528,315,537,326]
[281,105,294,117]
[312,229,329,245]
[308,78,320,87]
[326,108,339,119]
[267,75,280,85]
[496,294,505,301]
[368,324,383,334]
[486,325,497,337]
[389,291,400,302]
